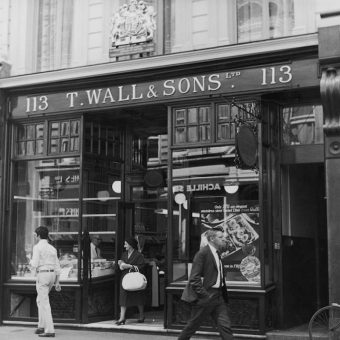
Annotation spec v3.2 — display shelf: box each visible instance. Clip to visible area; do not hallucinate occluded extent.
[88,231,116,235]
[14,195,80,202]
[49,231,78,235]
[11,276,78,282]
[83,197,121,201]
[33,214,117,218]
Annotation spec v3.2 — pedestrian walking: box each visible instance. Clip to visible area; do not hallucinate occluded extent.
[116,237,146,325]
[178,228,233,340]
[30,226,61,337]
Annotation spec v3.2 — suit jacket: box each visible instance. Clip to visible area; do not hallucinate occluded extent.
[181,245,228,304]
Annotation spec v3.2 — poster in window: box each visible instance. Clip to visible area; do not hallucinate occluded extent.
[200,200,260,284]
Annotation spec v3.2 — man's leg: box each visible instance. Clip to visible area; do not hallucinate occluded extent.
[36,274,55,334]
[178,304,212,340]
[36,281,44,330]
[211,297,233,340]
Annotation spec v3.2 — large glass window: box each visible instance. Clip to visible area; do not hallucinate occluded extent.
[171,146,261,286]
[11,157,80,282]
[173,102,258,146]
[16,123,45,156]
[174,106,211,144]
[82,158,120,279]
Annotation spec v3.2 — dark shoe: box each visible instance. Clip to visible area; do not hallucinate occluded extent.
[137,317,145,323]
[38,333,55,337]
[115,319,126,325]
[35,328,44,334]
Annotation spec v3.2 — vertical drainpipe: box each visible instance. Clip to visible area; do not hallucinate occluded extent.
[319,18,340,305]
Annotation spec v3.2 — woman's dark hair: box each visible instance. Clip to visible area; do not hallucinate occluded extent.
[35,226,49,239]
[125,236,138,250]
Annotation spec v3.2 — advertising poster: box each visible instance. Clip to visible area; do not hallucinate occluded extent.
[200,199,261,284]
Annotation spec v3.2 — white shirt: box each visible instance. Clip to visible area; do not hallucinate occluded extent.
[90,242,101,259]
[208,243,222,288]
[30,239,61,275]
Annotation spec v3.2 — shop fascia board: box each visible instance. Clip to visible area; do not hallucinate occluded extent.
[0,34,318,90]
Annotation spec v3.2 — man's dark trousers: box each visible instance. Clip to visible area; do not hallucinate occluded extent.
[178,289,233,340]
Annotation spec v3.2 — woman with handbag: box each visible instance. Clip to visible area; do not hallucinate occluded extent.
[116,236,146,325]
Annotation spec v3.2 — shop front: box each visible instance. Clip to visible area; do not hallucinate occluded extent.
[0,50,326,336]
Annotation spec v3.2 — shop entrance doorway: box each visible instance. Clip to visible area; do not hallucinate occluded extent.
[281,163,328,328]
[91,106,168,326]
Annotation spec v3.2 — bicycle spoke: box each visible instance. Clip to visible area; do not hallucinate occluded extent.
[309,306,340,340]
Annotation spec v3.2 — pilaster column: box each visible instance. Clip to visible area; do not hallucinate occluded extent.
[321,66,340,304]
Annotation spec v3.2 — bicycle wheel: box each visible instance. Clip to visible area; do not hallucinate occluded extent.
[309,305,340,340]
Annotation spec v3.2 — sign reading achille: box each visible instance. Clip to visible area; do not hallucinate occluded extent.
[10,59,318,117]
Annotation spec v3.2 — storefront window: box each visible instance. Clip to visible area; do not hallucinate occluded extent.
[16,123,45,156]
[174,106,211,144]
[11,157,80,282]
[282,105,324,145]
[171,146,260,286]
[49,120,80,154]
[82,159,119,279]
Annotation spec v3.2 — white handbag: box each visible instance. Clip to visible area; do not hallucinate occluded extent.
[122,266,147,291]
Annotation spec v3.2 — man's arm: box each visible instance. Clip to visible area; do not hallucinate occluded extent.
[29,245,39,273]
[189,250,209,299]
[54,250,61,291]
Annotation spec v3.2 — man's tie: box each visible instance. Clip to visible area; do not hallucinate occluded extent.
[217,251,224,288]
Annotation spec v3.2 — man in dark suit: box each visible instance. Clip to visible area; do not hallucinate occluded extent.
[178,228,233,340]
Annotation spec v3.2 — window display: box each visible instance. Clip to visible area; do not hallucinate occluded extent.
[11,157,80,281]
[171,144,260,286]
[82,158,120,278]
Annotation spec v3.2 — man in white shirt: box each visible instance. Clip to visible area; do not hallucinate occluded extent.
[30,226,61,338]
[90,234,102,260]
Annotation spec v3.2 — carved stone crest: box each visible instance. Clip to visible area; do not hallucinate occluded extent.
[111,0,156,47]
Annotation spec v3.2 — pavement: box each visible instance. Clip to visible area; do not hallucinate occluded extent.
[0,325,221,340]
[0,325,180,340]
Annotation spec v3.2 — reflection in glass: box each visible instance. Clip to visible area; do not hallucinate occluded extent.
[188,108,198,124]
[36,124,44,138]
[11,158,80,281]
[61,121,70,136]
[50,122,60,137]
[175,127,186,144]
[36,140,44,154]
[188,126,198,142]
[50,139,59,153]
[82,157,120,278]
[71,120,80,135]
[282,105,324,145]
[26,141,34,155]
[175,110,186,125]
[17,125,26,140]
[200,125,210,141]
[199,107,211,123]
[171,146,260,286]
